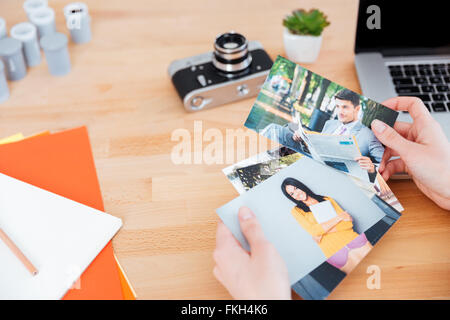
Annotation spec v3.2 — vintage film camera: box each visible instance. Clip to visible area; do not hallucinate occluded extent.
[168,32,273,112]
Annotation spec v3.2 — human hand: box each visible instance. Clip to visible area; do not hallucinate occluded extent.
[338,211,352,222]
[213,207,291,300]
[312,235,323,243]
[354,156,375,173]
[292,131,301,142]
[371,96,450,210]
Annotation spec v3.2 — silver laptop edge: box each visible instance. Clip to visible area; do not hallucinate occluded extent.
[355,53,450,140]
[354,0,450,141]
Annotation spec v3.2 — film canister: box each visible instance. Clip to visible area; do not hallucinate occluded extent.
[29,6,56,39]
[40,32,71,76]
[23,0,48,20]
[0,18,7,39]
[10,22,41,67]
[0,37,27,81]
[0,60,10,103]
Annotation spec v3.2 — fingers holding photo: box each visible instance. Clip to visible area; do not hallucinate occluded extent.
[378,145,402,174]
[380,158,407,180]
[393,121,414,140]
[214,221,249,265]
[381,96,433,123]
[214,207,291,300]
[238,207,270,256]
[371,119,415,158]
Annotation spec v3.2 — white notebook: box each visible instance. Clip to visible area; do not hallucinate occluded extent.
[0,173,122,300]
[310,200,337,224]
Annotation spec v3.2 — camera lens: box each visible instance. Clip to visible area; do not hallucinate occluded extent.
[212,32,252,76]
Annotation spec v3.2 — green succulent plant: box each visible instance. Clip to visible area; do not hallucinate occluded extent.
[283,9,330,36]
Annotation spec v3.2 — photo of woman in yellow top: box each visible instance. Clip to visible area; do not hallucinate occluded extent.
[281,177,372,274]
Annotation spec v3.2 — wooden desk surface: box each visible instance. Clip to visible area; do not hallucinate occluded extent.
[1,0,448,299]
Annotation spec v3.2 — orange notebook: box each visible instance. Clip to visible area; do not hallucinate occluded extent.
[115,255,137,300]
[0,127,124,299]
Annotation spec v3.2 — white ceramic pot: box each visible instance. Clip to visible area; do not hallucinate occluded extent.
[283,28,322,63]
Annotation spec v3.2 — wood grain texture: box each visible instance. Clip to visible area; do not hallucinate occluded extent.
[0,0,448,299]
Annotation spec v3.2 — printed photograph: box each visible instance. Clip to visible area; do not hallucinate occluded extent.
[217,155,401,300]
[244,56,398,183]
[235,153,302,191]
[281,176,373,275]
[230,154,403,212]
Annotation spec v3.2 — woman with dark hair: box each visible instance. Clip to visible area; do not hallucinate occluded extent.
[281,177,372,274]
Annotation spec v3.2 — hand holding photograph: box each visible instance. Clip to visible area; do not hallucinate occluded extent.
[222,147,404,212]
[217,155,401,300]
[244,56,399,183]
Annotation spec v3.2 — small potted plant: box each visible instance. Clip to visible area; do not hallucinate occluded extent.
[283,9,330,63]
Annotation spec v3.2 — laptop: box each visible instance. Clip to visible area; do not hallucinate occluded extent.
[354,0,450,139]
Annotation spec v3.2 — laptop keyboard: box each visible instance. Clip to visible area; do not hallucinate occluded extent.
[388,63,450,112]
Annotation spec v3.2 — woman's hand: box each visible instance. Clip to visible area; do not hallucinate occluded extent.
[371,97,450,210]
[319,214,344,234]
[213,207,291,300]
[354,156,375,173]
[312,235,323,243]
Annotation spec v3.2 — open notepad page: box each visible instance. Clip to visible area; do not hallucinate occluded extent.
[0,173,122,300]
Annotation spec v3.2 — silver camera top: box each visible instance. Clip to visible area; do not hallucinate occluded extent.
[168,31,273,112]
[168,33,264,78]
[212,32,252,75]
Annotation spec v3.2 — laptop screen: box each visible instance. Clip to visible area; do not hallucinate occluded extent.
[355,0,450,56]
